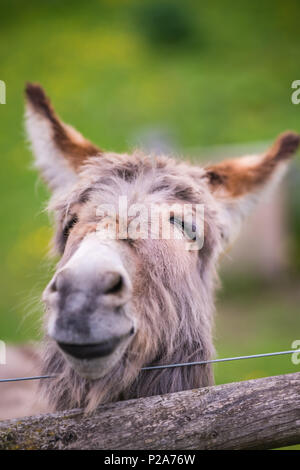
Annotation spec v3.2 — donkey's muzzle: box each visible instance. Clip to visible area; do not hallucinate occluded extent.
[43,236,136,377]
[58,335,126,360]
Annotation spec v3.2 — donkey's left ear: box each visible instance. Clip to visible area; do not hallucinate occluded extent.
[25,83,101,192]
[203,131,300,247]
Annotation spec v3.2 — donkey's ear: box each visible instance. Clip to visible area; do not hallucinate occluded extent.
[25,83,101,192]
[203,131,300,247]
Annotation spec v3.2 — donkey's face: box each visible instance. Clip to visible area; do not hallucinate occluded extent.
[41,153,219,380]
[25,83,299,406]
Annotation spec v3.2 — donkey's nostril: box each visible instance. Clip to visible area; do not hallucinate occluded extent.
[129,326,135,336]
[49,271,69,294]
[49,279,57,293]
[104,273,124,295]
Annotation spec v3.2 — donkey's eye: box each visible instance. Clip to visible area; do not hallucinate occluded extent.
[63,215,78,241]
[170,216,197,241]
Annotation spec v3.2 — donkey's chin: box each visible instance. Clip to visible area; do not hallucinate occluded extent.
[58,337,132,380]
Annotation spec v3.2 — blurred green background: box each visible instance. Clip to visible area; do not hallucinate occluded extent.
[0,0,299,447]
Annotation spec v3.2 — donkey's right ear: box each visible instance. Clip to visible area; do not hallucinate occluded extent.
[25,83,101,192]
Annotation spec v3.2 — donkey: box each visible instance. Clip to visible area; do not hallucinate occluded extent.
[23,83,299,413]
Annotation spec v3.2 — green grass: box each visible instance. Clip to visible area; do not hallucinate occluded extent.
[0,0,299,448]
[214,278,300,385]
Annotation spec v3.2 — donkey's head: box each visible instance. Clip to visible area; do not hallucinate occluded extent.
[25,83,299,411]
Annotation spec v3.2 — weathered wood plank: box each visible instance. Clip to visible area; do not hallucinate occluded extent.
[0,372,299,450]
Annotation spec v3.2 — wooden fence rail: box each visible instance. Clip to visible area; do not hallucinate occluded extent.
[0,372,299,450]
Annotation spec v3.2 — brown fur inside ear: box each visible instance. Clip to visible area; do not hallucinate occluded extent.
[25,82,101,169]
[265,131,300,162]
[204,131,300,197]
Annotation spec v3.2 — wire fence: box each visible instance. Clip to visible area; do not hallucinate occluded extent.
[1,348,299,383]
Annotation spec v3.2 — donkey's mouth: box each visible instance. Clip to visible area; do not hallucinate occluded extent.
[56,329,135,380]
[57,336,123,360]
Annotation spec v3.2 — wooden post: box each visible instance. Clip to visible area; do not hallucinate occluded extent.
[0,372,299,450]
